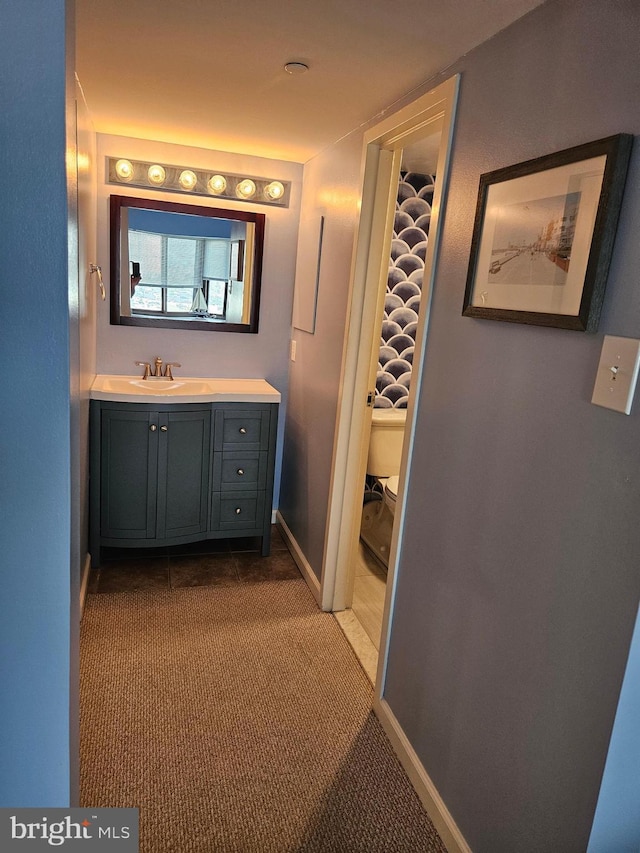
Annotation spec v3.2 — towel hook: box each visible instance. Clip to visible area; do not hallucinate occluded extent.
[89,263,105,300]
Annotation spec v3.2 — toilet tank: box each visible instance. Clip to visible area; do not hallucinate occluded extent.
[367,408,407,477]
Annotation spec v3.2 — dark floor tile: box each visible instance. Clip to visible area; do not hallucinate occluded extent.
[94,557,169,593]
[270,525,289,552]
[229,526,288,555]
[229,535,262,553]
[169,554,239,588]
[166,538,231,557]
[235,550,301,583]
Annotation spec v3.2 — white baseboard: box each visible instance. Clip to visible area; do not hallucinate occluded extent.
[374,695,471,853]
[271,508,277,524]
[275,510,322,607]
[80,553,91,620]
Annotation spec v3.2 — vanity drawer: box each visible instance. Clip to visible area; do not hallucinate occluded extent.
[214,407,271,451]
[213,451,267,491]
[211,492,266,530]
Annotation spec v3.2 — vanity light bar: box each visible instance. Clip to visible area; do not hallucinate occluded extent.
[107,157,291,208]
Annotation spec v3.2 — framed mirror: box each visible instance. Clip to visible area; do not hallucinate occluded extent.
[110,195,265,332]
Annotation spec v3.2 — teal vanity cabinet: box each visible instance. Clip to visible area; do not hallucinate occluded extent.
[90,400,278,566]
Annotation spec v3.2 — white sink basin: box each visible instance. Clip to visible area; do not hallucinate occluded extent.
[90,375,281,404]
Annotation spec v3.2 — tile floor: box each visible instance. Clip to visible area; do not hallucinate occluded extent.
[332,543,387,685]
[352,541,387,651]
[88,525,301,594]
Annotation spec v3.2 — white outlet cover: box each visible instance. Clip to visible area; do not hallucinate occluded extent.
[591,335,640,415]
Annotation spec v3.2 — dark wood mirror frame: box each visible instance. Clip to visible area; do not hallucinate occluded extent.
[110,194,265,333]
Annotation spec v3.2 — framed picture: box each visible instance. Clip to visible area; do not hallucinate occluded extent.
[462,134,632,331]
[293,213,325,333]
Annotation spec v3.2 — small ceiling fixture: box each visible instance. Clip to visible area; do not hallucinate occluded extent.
[284,61,309,75]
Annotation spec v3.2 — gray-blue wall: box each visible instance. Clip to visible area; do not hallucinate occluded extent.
[0,0,77,805]
[588,605,640,852]
[383,0,640,849]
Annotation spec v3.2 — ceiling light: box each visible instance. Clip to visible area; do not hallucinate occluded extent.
[264,181,285,201]
[179,169,198,190]
[147,164,166,185]
[236,179,256,199]
[284,61,309,75]
[115,159,134,181]
[208,175,227,195]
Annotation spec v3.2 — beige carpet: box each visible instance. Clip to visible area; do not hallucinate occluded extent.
[80,578,446,852]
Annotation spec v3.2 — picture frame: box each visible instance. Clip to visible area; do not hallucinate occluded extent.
[293,213,325,334]
[462,134,632,331]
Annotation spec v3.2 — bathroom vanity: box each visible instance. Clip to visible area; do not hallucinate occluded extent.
[89,376,280,566]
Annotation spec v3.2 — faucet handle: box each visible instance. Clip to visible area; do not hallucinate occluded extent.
[164,362,182,380]
[135,361,151,379]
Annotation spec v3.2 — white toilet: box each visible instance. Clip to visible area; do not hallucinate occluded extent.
[360,408,406,567]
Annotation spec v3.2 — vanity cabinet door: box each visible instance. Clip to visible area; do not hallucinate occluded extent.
[99,406,210,541]
[100,408,158,539]
[156,409,211,539]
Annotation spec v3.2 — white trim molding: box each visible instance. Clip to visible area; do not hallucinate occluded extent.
[374,695,472,853]
[276,511,322,607]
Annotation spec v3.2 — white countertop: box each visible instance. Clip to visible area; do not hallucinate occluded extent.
[90,375,281,404]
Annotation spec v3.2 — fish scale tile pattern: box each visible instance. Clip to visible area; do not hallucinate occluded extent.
[375,172,435,409]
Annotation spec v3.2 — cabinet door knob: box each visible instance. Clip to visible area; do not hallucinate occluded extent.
[237,468,244,476]
[239,427,247,434]
[235,507,242,515]
[149,424,157,431]
[160,425,168,432]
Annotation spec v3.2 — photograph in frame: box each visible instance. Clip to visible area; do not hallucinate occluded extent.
[462,134,633,331]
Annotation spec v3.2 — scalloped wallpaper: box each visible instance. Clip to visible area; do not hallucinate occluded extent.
[375,171,435,408]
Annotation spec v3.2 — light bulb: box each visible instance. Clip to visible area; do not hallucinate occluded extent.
[179,169,198,190]
[236,179,256,199]
[147,164,166,185]
[264,181,285,200]
[208,175,227,195]
[115,159,134,181]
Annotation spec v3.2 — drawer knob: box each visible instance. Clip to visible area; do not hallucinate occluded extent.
[160,425,168,432]
[239,427,247,434]
[235,507,242,515]
[149,424,157,432]
[237,468,245,476]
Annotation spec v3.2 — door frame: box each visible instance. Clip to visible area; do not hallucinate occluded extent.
[319,75,459,683]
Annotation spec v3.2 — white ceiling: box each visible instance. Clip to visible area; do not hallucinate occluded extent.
[76,0,544,164]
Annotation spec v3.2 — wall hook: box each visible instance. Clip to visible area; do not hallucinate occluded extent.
[89,263,105,300]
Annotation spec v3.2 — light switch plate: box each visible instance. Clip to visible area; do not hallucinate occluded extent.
[591,335,640,414]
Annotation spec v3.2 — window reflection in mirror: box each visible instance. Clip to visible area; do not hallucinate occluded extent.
[110,195,265,332]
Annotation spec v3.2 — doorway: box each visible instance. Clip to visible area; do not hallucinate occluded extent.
[321,76,459,686]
